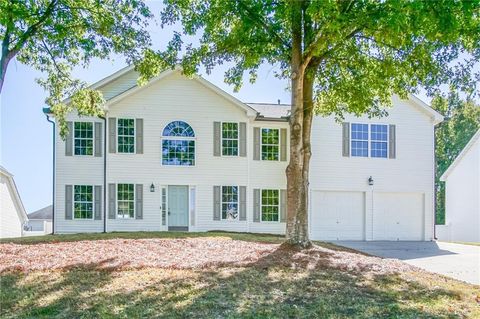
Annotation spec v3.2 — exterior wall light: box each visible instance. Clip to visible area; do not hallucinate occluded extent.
[150,183,155,192]
[368,176,374,186]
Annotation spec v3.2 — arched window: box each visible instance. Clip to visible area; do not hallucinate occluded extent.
[162,121,195,166]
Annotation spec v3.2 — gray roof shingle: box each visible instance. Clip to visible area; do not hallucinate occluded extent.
[28,205,53,220]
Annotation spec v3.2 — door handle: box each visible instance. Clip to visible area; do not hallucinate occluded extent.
[168,210,171,215]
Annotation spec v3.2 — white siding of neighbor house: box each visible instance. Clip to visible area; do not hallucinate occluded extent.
[54,70,438,239]
[309,95,437,240]
[0,175,24,238]
[442,139,480,242]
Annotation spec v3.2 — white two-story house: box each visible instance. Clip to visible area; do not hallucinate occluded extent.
[44,66,443,241]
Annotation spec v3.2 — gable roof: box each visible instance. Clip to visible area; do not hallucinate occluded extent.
[43,65,443,124]
[28,205,53,220]
[407,94,444,125]
[0,166,28,224]
[440,129,480,181]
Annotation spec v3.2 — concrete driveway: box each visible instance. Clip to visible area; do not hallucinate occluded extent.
[336,241,480,285]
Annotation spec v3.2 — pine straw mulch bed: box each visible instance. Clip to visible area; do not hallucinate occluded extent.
[1,236,480,318]
[0,237,414,274]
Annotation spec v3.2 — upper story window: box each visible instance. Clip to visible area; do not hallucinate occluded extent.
[221,186,238,220]
[261,189,279,222]
[118,119,135,153]
[117,183,135,218]
[351,123,388,158]
[222,122,238,156]
[261,128,279,161]
[74,185,93,219]
[74,122,93,155]
[162,121,195,166]
[371,124,388,158]
[351,123,369,157]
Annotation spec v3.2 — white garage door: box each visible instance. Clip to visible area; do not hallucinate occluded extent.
[310,191,365,240]
[373,192,424,241]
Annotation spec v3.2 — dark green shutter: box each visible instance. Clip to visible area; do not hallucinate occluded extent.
[239,186,246,221]
[253,127,260,160]
[342,122,350,157]
[135,184,143,219]
[239,122,247,157]
[94,122,102,157]
[280,128,287,161]
[65,185,73,220]
[213,186,221,220]
[94,185,102,220]
[108,118,117,153]
[253,189,260,222]
[136,119,143,154]
[280,189,286,222]
[65,122,73,156]
[213,122,221,156]
[389,124,396,159]
[108,183,116,219]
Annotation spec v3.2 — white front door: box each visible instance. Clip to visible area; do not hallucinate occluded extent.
[168,185,189,228]
[373,192,424,240]
[310,191,365,240]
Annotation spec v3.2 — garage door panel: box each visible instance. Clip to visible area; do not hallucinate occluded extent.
[311,191,365,240]
[373,193,424,241]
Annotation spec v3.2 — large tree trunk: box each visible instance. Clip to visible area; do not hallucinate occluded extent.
[285,0,311,248]
[0,31,13,94]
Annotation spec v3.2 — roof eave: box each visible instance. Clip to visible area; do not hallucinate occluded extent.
[440,129,480,181]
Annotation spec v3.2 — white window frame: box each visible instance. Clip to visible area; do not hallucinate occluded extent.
[72,185,94,220]
[350,123,389,159]
[221,185,239,221]
[116,183,135,219]
[260,127,280,162]
[73,121,94,157]
[161,120,197,167]
[370,123,389,158]
[117,118,136,154]
[221,121,240,157]
[260,188,280,223]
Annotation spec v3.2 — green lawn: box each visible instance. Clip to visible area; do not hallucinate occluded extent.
[1,232,479,318]
[454,242,480,247]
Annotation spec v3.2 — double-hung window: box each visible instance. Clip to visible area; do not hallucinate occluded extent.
[117,184,135,218]
[74,122,93,155]
[351,123,389,158]
[261,189,279,222]
[351,124,369,157]
[261,128,279,161]
[222,122,238,156]
[118,119,135,153]
[73,185,93,219]
[221,186,238,220]
[370,124,388,158]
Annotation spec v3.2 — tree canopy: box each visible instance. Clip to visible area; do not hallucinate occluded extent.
[1,0,152,135]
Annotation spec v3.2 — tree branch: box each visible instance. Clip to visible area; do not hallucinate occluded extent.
[236,0,291,51]
[10,0,58,54]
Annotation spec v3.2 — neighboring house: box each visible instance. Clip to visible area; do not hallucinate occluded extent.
[438,130,480,242]
[27,205,53,234]
[0,166,28,238]
[44,66,443,240]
